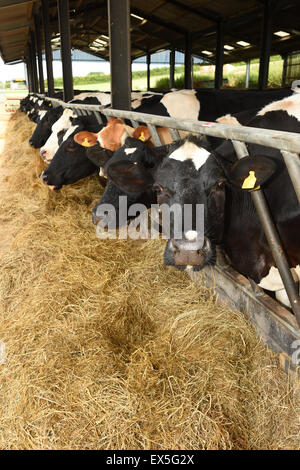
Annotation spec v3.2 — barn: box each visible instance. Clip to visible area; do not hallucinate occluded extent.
[0,0,300,452]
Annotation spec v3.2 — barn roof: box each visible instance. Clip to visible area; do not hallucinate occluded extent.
[0,0,300,64]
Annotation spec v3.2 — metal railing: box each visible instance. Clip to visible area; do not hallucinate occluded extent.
[31,92,300,325]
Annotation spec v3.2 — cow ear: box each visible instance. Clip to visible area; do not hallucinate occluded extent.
[107,160,154,193]
[74,131,98,147]
[132,126,151,142]
[86,145,113,168]
[229,155,277,191]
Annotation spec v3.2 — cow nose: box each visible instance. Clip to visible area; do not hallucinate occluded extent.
[40,171,48,183]
[40,149,47,159]
[170,235,211,266]
[29,138,34,146]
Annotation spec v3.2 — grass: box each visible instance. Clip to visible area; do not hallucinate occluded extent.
[0,111,299,450]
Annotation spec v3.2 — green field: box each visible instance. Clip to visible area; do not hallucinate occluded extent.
[53,56,284,92]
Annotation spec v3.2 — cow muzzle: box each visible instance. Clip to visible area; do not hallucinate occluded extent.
[170,234,211,266]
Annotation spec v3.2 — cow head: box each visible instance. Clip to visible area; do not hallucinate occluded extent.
[41,115,103,189]
[29,105,63,149]
[106,136,278,270]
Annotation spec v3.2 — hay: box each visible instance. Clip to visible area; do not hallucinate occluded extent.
[0,111,299,450]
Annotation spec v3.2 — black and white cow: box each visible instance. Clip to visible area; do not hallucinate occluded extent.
[106,92,300,307]
[40,113,104,189]
[28,92,112,150]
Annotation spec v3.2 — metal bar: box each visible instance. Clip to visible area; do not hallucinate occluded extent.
[30,30,38,92]
[146,52,151,91]
[26,55,33,92]
[214,21,224,89]
[147,124,162,146]
[40,100,300,155]
[232,139,300,325]
[108,0,131,110]
[34,13,45,94]
[282,54,288,87]
[184,33,192,89]
[281,151,300,205]
[245,59,250,89]
[258,0,272,90]
[41,0,55,97]
[57,0,74,102]
[169,128,180,141]
[94,111,103,125]
[170,47,175,89]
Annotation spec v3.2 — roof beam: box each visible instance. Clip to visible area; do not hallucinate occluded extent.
[0,0,32,7]
[0,20,32,32]
[163,0,221,23]
[130,6,188,35]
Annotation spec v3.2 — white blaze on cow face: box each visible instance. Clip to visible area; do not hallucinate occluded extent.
[38,110,47,120]
[168,141,210,170]
[124,147,137,155]
[258,265,300,308]
[257,92,300,122]
[41,108,76,160]
[62,124,80,143]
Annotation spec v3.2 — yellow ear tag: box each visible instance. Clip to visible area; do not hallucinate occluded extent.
[242,170,260,190]
[139,131,146,142]
[81,137,92,147]
[49,103,52,107]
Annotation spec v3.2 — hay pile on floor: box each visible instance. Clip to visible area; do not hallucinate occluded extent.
[0,111,299,450]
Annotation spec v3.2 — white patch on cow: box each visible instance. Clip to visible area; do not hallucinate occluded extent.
[169,141,210,170]
[32,97,38,103]
[38,110,47,119]
[257,92,300,122]
[131,92,160,109]
[161,89,200,121]
[38,99,43,106]
[124,147,137,155]
[216,114,241,126]
[131,98,142,109]
[72,92,111,106]
[258,265,300,308]
[62,125,79,143]
[185,230,198,241]
[41,108,76,160]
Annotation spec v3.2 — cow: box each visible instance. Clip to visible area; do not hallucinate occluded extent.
[106,92,300,308]
[36,91,163,159]
[28,92,112,149]
[40,113,104,189]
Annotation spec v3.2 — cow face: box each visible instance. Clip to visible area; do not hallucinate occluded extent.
[107,137,277,270]
[160,151,278,271]
[41,116,102,189]
[29,106,63,149]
